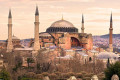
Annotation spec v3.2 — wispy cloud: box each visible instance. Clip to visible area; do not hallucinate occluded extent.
[0,0,120,40]
[68,0,95,2]
[87,7,120,14]
[7,0,95,2]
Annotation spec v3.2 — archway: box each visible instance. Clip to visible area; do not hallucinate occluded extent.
[71,37,80,47]
[89,57,92,61]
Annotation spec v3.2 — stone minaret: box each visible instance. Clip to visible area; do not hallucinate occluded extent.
[109,13,113,52]
[81,14,85,33]
[7,9,13,52]
[33,6,40,51]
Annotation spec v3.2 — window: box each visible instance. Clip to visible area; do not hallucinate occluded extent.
[89,57,92,61]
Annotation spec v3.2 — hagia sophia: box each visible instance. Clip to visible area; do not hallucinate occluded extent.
[29,16,93,50]
[3,6,93,51]
[0,5,119,69]
[0,1,120,79]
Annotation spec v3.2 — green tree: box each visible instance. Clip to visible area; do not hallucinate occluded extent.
[27,58,34,68]
[104,61,120,80]
[0,69,11,80]
[106,58,110,68]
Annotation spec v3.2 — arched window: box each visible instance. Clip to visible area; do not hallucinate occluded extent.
[89,57,92,61]
[85,59,86,64]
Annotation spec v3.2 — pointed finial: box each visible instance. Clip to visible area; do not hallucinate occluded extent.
[110,12,112,22]
[35,5,39,15]
[82,14,84,23]
[62,14,64,20]
[8,9,12,18]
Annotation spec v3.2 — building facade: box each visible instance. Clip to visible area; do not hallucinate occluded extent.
[6,35,22,49]
[30,19,93,50]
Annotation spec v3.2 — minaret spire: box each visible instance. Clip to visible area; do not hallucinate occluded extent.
[81,14,85,33]
[8,9,12,18]
[82,14,84,23]
[7,9,13,52]
[110,12,112,23]
[109,12,113,52]
[33,5,40,51]
[35,5,39,16]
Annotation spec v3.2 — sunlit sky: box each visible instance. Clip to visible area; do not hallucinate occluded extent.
[0,0,120,40]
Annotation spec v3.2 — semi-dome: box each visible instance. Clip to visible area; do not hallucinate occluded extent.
[46,19,78,33]
[39,32,52,37]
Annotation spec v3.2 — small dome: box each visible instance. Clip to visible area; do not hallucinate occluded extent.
[97,52,118,59]
[12,35,20,40]
[69,76,77,80]
[91,75,98,80]
[111,74,119,80]
[50,20,75,28]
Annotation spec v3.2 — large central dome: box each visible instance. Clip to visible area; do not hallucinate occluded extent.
[46,19,78,33]
[51,20,74,28]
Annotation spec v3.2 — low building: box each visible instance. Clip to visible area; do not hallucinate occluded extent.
[0,58,3,71]
[6,35,22,49]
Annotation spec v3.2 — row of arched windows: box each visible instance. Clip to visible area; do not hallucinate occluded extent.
[46,27,78,33]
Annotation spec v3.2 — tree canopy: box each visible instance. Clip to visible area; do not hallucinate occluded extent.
[105,61,120,80]
[0,68,11,80]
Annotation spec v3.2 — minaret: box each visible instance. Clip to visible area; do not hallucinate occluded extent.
[62,14,64,20]
[81,14,85,33]
[33,6,40,51]
[109,12,113,52]
[7,9,13,52]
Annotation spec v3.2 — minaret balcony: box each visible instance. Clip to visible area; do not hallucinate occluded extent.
[109,28,113,30]
[34,22,40,24]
